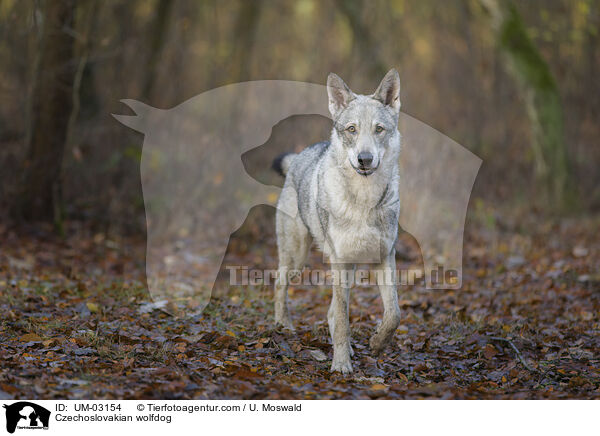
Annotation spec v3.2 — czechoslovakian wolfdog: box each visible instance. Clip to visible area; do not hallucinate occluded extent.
[272,69,402,373]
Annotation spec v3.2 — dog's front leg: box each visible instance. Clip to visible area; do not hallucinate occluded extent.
[328,263,353,374]
[370,251,401,354]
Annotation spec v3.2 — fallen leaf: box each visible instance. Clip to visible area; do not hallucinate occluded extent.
[309,349,327,362]
[483,344,498,359]
[20,333,42,342]
[371,383,388,391]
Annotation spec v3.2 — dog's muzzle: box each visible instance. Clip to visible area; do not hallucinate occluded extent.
[353,151,377,176]
[352,152,378,176]
[352,164,377,176]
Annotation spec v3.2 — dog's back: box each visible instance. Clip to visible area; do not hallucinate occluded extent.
[272,141,329,180]
[273,141,330,255]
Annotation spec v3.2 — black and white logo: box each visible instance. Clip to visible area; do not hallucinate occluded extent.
[3,402,50,434]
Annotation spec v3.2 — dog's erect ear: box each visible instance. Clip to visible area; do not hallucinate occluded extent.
[327,73,355,119]
[373,69,401,114]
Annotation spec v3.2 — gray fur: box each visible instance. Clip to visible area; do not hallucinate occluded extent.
[274,69,402,373]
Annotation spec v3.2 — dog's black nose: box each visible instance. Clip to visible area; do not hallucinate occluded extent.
[357,151,373,167]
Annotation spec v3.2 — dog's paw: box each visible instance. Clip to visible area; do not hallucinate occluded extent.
[330,350,353,374]
[274,316,295,332]
[369,333,386,355]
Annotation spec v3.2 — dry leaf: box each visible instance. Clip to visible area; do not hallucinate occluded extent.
[483,344,498,359]
[20,333,42,342]
[309,349,327,362]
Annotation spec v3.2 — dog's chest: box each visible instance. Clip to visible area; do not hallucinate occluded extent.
[322,196,396,264]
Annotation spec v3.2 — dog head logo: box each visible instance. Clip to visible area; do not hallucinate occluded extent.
[114,80,481,315]
[3,402,50,433]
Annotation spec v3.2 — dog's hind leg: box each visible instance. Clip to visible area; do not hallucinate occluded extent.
[370,251,401,354]
[328,262,354,373]
[274,211,311,331]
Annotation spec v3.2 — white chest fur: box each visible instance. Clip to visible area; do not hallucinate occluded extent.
[320,170,397,264]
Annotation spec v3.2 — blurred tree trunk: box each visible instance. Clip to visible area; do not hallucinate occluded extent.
[17,0,77,223]
[223,0,264,241]
[142,0,173,100]
[335,0,387,79]
[66,0,99,150]
[229,0,263,83]
[481,0,574,209]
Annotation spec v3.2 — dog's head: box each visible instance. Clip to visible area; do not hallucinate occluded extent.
[327,69,401,176]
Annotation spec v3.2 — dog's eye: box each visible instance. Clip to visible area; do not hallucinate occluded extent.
[375,125,384,133]
[346,125,356,133]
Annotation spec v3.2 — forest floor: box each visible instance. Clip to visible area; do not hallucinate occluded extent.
[1,210,599,399]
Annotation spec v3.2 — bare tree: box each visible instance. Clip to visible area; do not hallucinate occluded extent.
[17,0,77,223]
[228,0,263,83]
[335,0,387,79]
[142,0,174,100]
[480,0,574,208]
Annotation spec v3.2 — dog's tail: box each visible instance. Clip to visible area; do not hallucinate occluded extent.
[272,152,296,177]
